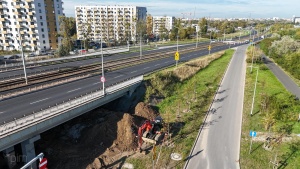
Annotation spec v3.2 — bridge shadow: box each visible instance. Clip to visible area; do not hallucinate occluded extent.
[34,107,137,169]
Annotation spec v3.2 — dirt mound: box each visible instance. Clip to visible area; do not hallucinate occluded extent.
[36,102,159,169]
[134,102,159,120]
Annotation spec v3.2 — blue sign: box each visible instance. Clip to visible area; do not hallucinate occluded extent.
[249,130,257,137]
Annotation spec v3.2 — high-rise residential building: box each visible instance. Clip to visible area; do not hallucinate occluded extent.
[152,16,175,37]
[75,5,147,42]
[292,15,300,23]
[0,0,64,51]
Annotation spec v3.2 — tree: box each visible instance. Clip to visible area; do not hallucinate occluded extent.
[269,36,300,57]
[198,17,208,34]
[58,16,77,56]
[146,14,153,36]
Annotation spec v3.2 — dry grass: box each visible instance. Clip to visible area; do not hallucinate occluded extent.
[167,51,225,81]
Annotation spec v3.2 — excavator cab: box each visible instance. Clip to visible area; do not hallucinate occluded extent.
[137,116,165,150]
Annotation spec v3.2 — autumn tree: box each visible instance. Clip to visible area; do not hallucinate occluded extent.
[58,16,77,56]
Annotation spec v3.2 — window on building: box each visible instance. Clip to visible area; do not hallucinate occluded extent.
[48,28,50,32]
[44,4,47,7]
[58,10,60,14]
[42,34,45,38]
[41,22,43,26]
[47,22,49,26]
[56,0,59,2]
[39,9,42,13]
[13,16,16,19]
[40,16,42,19]
[49,40,52,43]
[38,3,41,7]
[41,28,44,32]
[57,4,59,8]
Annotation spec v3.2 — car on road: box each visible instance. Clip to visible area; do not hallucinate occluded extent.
[25,53,36,57]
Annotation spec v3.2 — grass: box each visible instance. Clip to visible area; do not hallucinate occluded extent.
[240,47,300,169]
[126,49,235,168]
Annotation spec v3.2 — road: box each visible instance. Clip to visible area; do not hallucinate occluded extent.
[185,45,248,169]
[0,42,246,123]
[263,56,300,98]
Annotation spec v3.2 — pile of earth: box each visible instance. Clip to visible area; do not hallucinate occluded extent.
[35,102,159,169]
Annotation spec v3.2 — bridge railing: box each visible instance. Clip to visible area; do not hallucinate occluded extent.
[0,75,143,138]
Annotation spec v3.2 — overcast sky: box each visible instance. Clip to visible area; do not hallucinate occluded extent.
[64,0,298,19]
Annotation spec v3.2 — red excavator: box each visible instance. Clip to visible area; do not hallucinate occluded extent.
[137,116,165,151]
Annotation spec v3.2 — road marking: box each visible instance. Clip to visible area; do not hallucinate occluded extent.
[0,112,4,114]
[67,88,81,93]
[143,67,150,69]
[130,70,137,73]
[155,64,160,66]
[93,82,101,85]
[114,75,123,78]
[30,98,49,105]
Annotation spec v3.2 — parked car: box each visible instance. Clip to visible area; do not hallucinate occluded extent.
[9,55,21,59]
[25,53,35,57]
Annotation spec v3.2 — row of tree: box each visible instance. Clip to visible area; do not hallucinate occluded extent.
[260,24,300,80]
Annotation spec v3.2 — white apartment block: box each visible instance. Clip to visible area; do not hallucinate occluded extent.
[293,15,300,23]
[75,5,147,42]
[152,16,174,36]
[0,0,64,52]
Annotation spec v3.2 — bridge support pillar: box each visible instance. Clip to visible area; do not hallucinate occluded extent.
[1,146,16,169]
[21,135,40,169]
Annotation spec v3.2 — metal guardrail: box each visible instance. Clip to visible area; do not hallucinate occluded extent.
[0,75,143,138]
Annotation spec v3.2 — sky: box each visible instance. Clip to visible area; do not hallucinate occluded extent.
[63,0,299,19]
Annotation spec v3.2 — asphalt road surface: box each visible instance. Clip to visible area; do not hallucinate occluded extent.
[185,45,248,169]
[263,56,300,98]
[0,42,247,123]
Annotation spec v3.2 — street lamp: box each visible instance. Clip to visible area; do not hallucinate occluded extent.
[100,37,105,95]
[249,66,259,116]
[17,29,28,84]
[140,33,142,59]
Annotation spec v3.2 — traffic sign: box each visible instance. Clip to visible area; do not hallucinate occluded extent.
[100,76,106,83]
[208,45,211,50]
[249,130,257,137]
[39,158,47,169]
[174,51,180,61]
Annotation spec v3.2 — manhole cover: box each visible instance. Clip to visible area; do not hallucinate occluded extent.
[170,153,182,161]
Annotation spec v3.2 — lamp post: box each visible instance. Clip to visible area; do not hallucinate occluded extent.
[101,37,105,95]
[140,33,142,59]
[250,66,259,116]
[17,29,28,84]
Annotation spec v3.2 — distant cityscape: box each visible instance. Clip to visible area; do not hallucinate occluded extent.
[0,1,299,52]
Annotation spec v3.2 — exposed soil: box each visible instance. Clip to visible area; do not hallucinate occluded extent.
[35,100,160,169]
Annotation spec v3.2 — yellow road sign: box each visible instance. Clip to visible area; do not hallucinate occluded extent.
[175,51,180,61]
[208,45,211,50]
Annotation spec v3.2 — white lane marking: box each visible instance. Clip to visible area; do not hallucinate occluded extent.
[155,64,160,66]
[0,112,4,114]
[114,75,123,78]
[30,98,49,105]
[144,67,150,69]
[93,82,101,85]
[67,88,81,93]
[131,70,137,73]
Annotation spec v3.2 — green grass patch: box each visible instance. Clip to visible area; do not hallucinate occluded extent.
[240,47,300,168]
[126,49,234,168]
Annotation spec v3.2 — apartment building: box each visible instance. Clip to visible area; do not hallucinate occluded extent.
[0,0,64,52]
[152,16,175,36]
[75,5,147,42]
